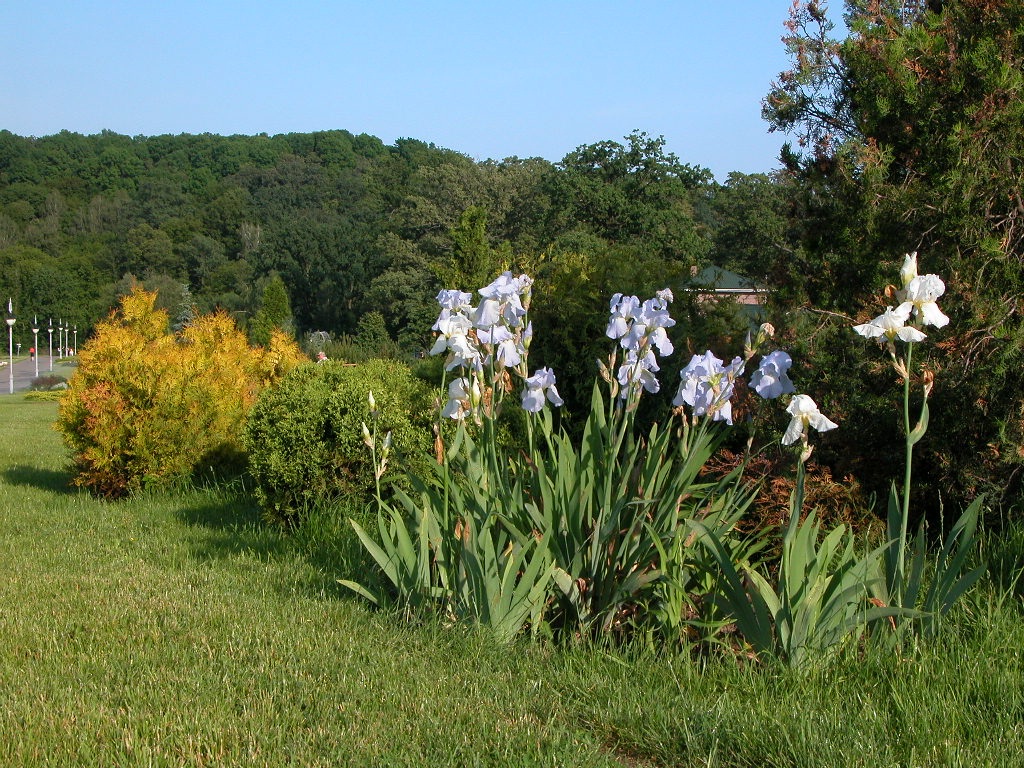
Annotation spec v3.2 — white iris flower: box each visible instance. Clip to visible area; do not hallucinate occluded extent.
[853,305,927,344]
[782,394,838,446]
[898,274,949,328]
[893,251,949,328]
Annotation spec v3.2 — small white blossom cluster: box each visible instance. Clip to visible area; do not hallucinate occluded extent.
[430,272,563,419]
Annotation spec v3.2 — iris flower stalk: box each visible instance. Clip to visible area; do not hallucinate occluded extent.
[601,289,677,464]
[853,252,947,602]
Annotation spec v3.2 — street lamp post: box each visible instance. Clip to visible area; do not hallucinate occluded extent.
[58,320,64,360]
[73,325,78,356]
[47,319,53,372]
[6,299,15,395]
[31,316,39,378]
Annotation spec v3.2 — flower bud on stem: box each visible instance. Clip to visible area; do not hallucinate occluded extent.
[922,368,934,399]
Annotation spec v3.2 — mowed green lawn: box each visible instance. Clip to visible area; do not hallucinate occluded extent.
[0,397,1022,767]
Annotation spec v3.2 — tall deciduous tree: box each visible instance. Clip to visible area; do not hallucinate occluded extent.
[709,172,799,302]
[543,131,713,267]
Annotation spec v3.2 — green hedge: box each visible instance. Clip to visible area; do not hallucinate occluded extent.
[244,359,436,526]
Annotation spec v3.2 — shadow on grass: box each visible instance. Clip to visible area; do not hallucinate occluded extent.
[984,523,1024,607]
[173,491,362,600]
[290,502,387,601]
[1,464,77,495]
[175,494,289,560]
[176,492,264,530]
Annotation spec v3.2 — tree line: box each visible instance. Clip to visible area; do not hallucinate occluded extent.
[0,128,788,348]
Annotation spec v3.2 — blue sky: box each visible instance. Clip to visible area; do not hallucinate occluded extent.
[2,1,813,180]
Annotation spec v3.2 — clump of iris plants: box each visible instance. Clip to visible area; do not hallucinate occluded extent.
[343,259,982,659]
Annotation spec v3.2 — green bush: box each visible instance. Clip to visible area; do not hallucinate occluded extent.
[29,374,68,391]
[244,358,436,526]
[305,312,405,364]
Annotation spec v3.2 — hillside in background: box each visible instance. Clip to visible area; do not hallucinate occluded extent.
[0,128,793,351]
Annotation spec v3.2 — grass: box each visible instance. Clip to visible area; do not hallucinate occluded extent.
[0,397,1022,765]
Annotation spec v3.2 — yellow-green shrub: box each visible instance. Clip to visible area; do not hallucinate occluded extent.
[22,390,65,402]
[56,289,305,497]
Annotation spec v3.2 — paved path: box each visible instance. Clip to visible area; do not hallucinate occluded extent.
[0,355,72,394]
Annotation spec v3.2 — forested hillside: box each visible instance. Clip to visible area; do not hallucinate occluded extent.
[0,128,787,353]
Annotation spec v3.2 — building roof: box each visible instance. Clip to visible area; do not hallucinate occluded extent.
[687,265,762,293]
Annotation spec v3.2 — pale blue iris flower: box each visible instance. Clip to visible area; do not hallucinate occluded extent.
[446,334,482,372]
[477,325,524,368]
[617,349,662,395]
[612,294,675,355]
[521,367,564,413]
[429,313,481,371]
[607,288,675,398]
[435,289,474,313]
[750,350,796,400]
[475,272,531,329]
[469,272,534,374]
[432,290,475,336]
[606,294,643,340]
[472,298,504,329]
[673,351,744,424]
